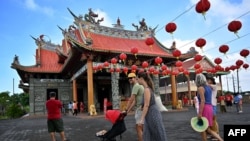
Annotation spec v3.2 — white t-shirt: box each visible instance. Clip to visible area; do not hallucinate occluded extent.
[210,84,217,106]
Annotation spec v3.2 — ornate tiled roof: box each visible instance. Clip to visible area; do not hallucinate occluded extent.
[12,48,63,73]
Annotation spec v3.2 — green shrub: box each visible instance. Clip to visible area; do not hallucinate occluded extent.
[5,104,26,118]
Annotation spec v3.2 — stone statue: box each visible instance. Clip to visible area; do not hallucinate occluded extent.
[132,18,148,31]
[84,8,104,24]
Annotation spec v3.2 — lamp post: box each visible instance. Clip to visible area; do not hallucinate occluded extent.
[13,78,15,95]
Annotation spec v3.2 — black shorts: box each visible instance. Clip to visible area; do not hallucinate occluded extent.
[226,101,232,106]
[47,118,64,133]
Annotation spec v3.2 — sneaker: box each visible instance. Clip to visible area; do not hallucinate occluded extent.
[211,137,219,141]
[239,111,243,113]
[207,135,212,139]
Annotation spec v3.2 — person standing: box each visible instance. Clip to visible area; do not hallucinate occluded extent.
[124,73,144,141]
[192,93,199,114]
[234,93,243,113]
[195,74,223,141]
[137,72,167,141]
[80,102,84,113]
[68,101,73,114]
[218,94,227,113]
[46,92,69,141]
[72,101,78,116]
[225,92,233,111]
[206,76,220,139]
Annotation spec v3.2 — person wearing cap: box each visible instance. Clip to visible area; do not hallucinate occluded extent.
[206,76,220,140]
[124,72,144,141]
[46,92,69,141]
[195,74,223,141]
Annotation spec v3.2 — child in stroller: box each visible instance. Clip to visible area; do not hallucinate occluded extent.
[96,110,127,141]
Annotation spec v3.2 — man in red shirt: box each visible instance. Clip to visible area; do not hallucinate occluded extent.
[46,92,69,141]
[225,93,233,111]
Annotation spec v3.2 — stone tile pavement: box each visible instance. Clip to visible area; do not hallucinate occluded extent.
[0,104,249,141]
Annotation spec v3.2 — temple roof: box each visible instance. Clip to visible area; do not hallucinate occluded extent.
[11,48,63,73]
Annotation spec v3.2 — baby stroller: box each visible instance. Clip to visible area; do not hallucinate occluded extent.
[96,110,126,141]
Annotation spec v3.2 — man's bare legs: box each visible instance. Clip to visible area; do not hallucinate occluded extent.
[59,131,67,141]
[49,132,56,141]
[136,124,143,141]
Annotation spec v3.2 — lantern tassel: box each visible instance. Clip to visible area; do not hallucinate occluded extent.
[234,31,240,38]
[202,12,206,20]
[171,33,174,40]
[224,53,228,59]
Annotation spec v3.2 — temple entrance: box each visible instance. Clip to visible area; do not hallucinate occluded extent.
[97,84,111,111]
[46,89,58,100]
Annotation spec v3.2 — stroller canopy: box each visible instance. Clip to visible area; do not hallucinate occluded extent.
[106,110,121,124]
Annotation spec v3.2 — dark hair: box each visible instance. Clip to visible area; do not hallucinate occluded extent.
[137,71,154,90]
[206,76,216,85]
[50,92,56,97]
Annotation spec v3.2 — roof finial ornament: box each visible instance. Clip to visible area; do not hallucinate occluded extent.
[132,18,148,31]
[84,8,104,24]
[112,17,124,29]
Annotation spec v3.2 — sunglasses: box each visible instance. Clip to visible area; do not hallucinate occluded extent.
[128,77,134,80]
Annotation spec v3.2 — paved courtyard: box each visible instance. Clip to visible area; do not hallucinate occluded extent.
[0,104,249,141]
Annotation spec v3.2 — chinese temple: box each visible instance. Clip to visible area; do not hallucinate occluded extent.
[11,8,200,115]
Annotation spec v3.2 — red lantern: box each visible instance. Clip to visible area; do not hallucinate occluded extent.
[165,22,177,34]
[172,49,181,59]
[138,68,145,73]
[149,66,155,74]
[131,65,137,73]
[103,61,110,68]
[98,64,103,71]
[142,61,149,69]
[108,68,112,73]
[230,65,237,71]
[119,53,127,62]
[93,66,98,73]
[243,64,249,70]
[145,37,154,49]
[155,57,163,66]
[194,63,201,70]
[196,68,203,74]
[111,58,117,66]
[183,70,190,76]
[194,54,203,62]
[195,0,211,20]
[236,59,244,67]
[153,70,159,75]
[228,20,242,38]
[115,68,120,73]
[130,47,138,58]
[161,64,168,71]
[195,38,206,51]
[162,70,170,76]
[172,70,179,76]
[214,65,222,71]
[219,45,229,55]
[240,49,249,58]
[178,67,184,72]
[225,67,230,72]
[123,67,128,75]
[175,61,183,67]
[214,58,222,65]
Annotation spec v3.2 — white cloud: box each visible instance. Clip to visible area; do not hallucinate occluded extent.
[24,0,54,16]
[25,0,37,10]
[93,9,113,27]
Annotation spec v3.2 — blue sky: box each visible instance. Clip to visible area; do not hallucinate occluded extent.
[1,0,250,94]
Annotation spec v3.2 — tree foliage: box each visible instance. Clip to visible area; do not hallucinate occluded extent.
[0,91,29,118]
